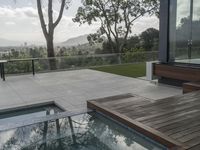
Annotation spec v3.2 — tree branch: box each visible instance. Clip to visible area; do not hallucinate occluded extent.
[53,0,66,28]
[37,0,48,39]
[111,0,119,39]
[99,16,115,52]
[130,6,158,24]
[48,0,54,36]
[98,0,117,41]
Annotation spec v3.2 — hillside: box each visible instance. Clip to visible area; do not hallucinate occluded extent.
[59,34,89,47]
[0,38,22,47]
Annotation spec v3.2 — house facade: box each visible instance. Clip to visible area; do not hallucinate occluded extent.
[154,0,200,88]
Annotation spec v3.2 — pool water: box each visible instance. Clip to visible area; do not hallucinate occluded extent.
[0,112,167,150]
[0,104,62,125]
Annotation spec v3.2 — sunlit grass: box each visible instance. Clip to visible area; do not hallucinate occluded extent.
[91,63,146,78]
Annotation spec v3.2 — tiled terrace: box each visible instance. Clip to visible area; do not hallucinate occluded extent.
[0,69,181,112]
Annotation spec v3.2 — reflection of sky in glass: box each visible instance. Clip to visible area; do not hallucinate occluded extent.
[176,0,200,25]
[169,0,200,62]
[176,0,191,27]
[193,0,200,21]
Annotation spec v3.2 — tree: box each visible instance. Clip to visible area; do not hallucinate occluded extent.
[140,28,159,51]
[124,35,141,50]
[100,28,159,54]
[73,0,159,54]
[36,0,70,69]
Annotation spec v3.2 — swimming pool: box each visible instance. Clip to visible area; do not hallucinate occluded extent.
[0,104,63,126]
[0,111,167,150]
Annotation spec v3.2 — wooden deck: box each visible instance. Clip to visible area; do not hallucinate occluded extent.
[87,92,200,150]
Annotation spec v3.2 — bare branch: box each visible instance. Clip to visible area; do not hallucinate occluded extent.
[53,0,66,28]
[48,0,54,35]
[111,0,120,41]
[37,0,48,39]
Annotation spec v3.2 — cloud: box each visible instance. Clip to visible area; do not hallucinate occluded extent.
[0,6,44,42]
[132,15,159,35]
[31,21,39,26]
[0,7,15,17]
[0,6,38,18]
[0,4,159,44]
[17,7,38,18]
[5,21,16,25]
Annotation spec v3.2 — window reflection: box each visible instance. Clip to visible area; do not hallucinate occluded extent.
[169,0,200,64]
[191,0,200,61]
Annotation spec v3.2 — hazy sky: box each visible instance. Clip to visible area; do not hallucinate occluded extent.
[0,0,159,44]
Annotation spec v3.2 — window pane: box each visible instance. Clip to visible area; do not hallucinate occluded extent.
[191,0,200,63]
[169,0,191,62]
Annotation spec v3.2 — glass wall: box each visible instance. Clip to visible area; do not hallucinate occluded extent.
[169,0,200,64]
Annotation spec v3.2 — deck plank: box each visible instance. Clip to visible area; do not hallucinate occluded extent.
[165,120,200,136]
[188,144,200,150]
[87,92,200,150]
[170,125,200,139]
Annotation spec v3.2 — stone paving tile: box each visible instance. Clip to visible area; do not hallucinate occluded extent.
[0,69,182,112]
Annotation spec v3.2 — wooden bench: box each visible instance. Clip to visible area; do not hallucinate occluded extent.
[183,82,200,93]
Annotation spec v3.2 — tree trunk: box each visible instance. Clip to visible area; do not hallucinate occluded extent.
[37,0,66,70]
[117,52,122,64]
[116,42,122,64]
[47,37,57,70]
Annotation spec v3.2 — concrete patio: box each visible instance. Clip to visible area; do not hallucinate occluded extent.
[0,69,182,112]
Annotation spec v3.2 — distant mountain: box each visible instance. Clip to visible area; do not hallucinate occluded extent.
[58,34,89,47]
[0,38,22,47]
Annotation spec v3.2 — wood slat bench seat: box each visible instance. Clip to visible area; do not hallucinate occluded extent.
[183,82,200,94]
[153,63,200,82]
[153,63,200,86]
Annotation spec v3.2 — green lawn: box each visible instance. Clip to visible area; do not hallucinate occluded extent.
[91,63,146,78]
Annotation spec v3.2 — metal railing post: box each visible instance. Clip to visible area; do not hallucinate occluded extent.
[0,63,2,79]
[2,63,5,81]
[32,59,35,76]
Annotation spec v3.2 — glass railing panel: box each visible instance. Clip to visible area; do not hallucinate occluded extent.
[2,52,158,75]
